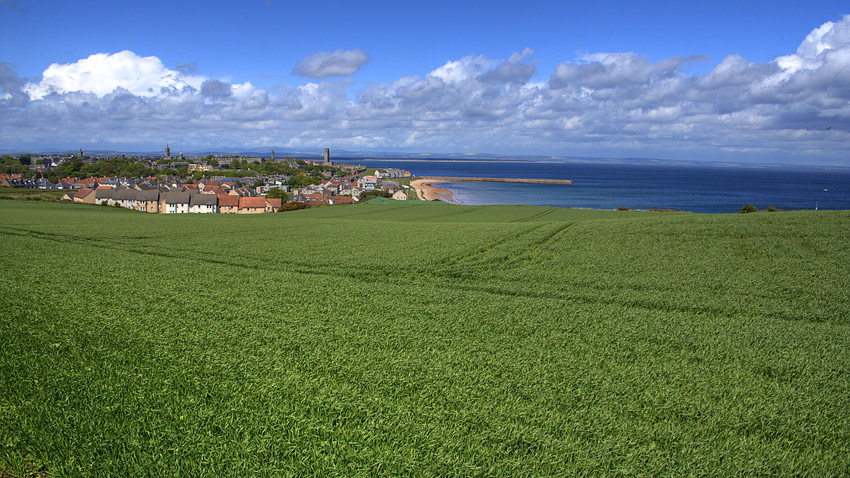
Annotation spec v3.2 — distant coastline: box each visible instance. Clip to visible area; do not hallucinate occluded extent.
[411,176,572,203]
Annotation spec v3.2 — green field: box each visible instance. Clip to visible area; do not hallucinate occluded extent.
[1,200,848,476]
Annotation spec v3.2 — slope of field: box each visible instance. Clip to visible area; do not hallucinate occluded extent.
[1,200,848,476]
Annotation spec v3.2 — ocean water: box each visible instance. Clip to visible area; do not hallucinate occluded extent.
[362,160,850,214]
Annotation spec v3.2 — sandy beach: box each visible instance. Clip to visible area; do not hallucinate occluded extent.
[410,179,454,202]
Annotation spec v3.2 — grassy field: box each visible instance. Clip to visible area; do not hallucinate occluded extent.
[0,188,69,202]
[1,200,848,476]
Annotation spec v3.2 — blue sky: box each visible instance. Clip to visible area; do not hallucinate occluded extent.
[1,0,848,165]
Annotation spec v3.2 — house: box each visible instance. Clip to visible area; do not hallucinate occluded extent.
[60,192,75,202]
[264,198,281,213]
[302,193,326,203]
[160,191,191,214]
[73,187,96,204]
[35,178,57,189]
[238,196,266,214]
[358,176,377,190]
[114,189,140,209]
[187,163,213,172]
[392,190,408,201]
[217,194,239,214]
[74,178,98,189]
[189,193,217,213]
[137,190,160,213]
[94,187,117,205]
[329,196,355,205]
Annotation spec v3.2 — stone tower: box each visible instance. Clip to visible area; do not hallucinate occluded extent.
[165,144,171,158]
[323,148,330,164]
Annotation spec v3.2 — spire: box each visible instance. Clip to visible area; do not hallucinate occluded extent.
[78,147,83,158]
[271,149,275,161]
[165,144,171,158]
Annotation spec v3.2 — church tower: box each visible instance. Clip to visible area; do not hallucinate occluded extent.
[165,144,171,158]
[271,149,275,161]
[78,147,83,158]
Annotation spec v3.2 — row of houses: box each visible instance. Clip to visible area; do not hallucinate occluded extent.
[66,188,281,214]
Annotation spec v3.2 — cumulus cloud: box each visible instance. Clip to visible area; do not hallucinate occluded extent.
[2,16,849,164]
[23,50,205,99]
[292,49,370,78]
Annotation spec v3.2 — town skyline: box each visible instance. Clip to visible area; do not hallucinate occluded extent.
[1,1,848,166]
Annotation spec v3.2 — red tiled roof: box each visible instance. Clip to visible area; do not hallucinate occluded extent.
[265,198,282,208]
[239,197,267,209]
[217,194,239,206]
[73,187,93,199]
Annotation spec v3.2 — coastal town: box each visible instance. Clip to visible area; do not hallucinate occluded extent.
[0,147,418,213]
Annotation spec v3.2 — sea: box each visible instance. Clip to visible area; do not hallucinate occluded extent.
[360,159,850,214]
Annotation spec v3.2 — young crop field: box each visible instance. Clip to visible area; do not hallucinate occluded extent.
[1,200,848,476]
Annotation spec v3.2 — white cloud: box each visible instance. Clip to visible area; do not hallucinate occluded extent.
[23,50,205,99]
[429,55,494,84]
[292,49,370,78]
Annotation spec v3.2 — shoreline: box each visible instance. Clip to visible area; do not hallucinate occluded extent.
[410,179,455,202]
[410,176,572,203]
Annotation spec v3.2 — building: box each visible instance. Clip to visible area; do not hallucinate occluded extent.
[114,189,140,209]
[73,188,96,204]
[165,144,171,158]
[217,194,239,214]
[160,192,191,214]
[238,196,267,214]
[189,193,217,213]
[137,190,160,213]
[94,187,117,205]
[264,198,281,212]
[323,148,330,164]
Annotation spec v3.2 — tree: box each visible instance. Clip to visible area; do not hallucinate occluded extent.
[288,174,317,189]
[266,188,288,201]
[739,204,758,213]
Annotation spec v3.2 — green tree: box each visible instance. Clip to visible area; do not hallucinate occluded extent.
[288,174,318,189]
[266,188,289,201]
[739,204,758,213]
